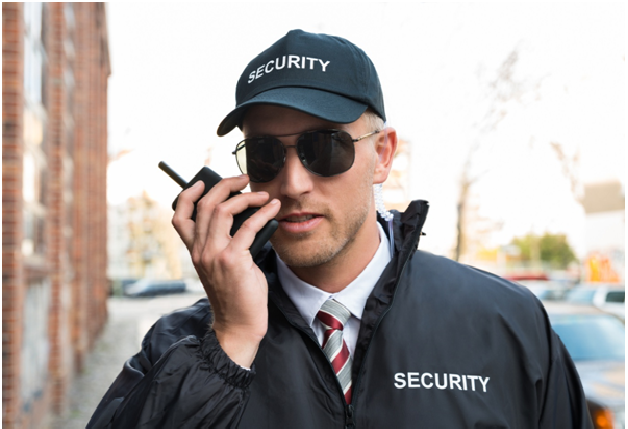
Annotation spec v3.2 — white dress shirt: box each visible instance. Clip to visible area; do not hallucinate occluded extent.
[276,223,392,357]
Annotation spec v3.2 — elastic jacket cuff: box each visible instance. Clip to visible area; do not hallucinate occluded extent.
[200,330,256,387]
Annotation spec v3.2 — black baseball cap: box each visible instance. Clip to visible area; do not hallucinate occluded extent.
[217,29,385,136]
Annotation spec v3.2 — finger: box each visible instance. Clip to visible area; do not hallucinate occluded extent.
[196,175,250,213]
[193,175,250,249]
[227,198,281,255]
[202,191,275,255]
[172,181,205,248]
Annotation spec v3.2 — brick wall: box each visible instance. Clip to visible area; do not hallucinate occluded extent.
[3,3,26,426]
[2,3,110,427]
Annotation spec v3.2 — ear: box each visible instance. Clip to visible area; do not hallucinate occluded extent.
[373,127,398,184]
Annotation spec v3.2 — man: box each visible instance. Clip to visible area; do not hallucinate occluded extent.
[88,30,592,428]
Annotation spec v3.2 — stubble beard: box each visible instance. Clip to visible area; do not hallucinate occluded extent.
[271,200,371,269]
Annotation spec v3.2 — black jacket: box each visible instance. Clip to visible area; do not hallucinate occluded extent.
[88,200,592,428]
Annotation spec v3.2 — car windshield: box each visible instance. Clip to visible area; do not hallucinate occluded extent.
[565,289,596,303]
[550,314,625,361]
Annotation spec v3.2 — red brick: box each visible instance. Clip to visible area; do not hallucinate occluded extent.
[3,3,110,427]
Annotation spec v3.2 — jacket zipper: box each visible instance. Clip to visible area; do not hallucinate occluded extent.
[345,403,355,429]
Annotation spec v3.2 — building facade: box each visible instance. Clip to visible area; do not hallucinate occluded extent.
[581,180,625,283]
[108,190,185,286]
[2,3,110,427]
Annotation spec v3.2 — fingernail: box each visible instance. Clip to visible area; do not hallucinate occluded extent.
[192,181,202,188]
[269,199,279,205]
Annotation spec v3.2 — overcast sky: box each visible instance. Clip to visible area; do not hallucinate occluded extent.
[106,2,625,257]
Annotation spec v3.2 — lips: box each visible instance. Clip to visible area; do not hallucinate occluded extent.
[278,212,324,233]
[282,214,317,222]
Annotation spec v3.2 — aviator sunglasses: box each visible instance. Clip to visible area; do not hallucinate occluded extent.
[232,129,381,183]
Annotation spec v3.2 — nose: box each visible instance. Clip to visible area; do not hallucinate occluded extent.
[278,146,314,199]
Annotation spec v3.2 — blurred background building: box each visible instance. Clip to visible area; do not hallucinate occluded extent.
[2,3,110,427]
[107,189,188,293]
[581,180,625,283]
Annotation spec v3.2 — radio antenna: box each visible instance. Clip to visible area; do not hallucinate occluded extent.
[158,161,188,188]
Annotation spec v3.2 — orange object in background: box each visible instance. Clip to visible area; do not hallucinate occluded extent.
[590,406,614,429]
[585,253,620,283]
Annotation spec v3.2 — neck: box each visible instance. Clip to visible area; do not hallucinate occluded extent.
[287,215,381,294]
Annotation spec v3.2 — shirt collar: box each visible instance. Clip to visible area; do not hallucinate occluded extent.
[277,222,391,326]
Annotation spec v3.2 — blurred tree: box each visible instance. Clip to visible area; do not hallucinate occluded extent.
[510,233,577,269]
[454,47,543,262]
[549,141,581,200]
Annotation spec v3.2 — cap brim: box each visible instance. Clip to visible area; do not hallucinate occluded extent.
[216,87,369,136]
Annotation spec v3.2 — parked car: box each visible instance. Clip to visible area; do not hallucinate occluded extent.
[545,302,625,429]
[516,280,568,301]
[124,279,187,297]
[566,284,625,320]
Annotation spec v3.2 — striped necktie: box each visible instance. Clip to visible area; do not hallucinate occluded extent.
[316,299,353,404]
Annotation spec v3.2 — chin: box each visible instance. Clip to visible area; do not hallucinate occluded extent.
[272,238,341,268]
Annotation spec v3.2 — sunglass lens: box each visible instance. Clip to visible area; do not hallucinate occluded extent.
[299,131,355,176]
[241,138,284,183]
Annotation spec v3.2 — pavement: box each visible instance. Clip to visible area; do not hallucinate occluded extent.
[50,292,207,429]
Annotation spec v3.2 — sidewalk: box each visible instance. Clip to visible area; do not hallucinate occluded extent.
[50,292,207,428]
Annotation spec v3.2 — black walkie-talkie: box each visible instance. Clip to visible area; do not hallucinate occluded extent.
[159,161,278,258]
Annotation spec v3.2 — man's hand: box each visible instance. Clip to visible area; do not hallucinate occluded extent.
[172,175,280,368]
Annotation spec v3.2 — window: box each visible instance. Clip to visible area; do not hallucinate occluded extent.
[22,2,48,259]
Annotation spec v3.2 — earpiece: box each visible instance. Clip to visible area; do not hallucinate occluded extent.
[374,183,393,222]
